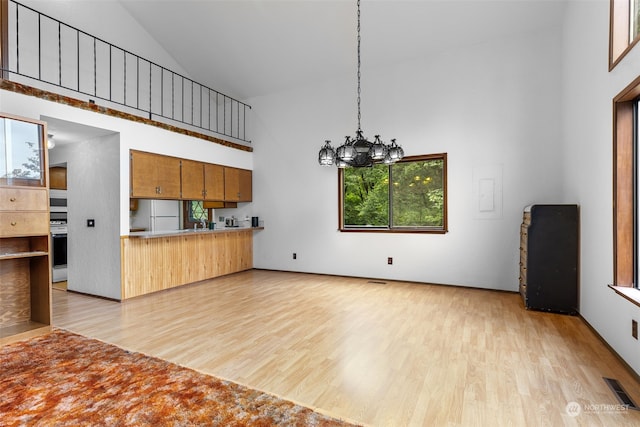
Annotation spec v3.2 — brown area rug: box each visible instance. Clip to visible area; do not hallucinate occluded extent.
[0,330,358,426]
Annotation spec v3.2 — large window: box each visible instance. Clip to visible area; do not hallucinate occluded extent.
[339,154,447,233]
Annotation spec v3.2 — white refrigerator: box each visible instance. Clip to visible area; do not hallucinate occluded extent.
[131,199,181,232]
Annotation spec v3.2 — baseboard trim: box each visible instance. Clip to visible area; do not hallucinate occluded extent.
[579,314,640,383]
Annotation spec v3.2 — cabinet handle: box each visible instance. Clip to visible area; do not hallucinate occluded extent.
[9,197,16,202]
[10,221,17,226]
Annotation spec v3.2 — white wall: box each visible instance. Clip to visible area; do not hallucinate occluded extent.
[562,1,640,376]
[17,0,189,77]
[50,134,121,299]
[249,27,564,291]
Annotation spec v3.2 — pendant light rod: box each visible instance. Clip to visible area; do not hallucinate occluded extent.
[356,0,361,132]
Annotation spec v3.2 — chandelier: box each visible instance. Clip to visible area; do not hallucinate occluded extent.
[318,0,403,168]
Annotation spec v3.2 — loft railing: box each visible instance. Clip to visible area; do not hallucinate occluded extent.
[0,0,251,144]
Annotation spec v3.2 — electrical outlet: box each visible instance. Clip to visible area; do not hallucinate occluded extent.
[293,253,297,260]
[387,257,393,265]
[633,320,638,340]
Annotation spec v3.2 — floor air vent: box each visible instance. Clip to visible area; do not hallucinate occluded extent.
[603,377,640,410]
[367,280,387,285]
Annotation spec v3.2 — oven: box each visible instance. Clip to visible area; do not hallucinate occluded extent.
[49,189,68,213]
[50,190,68,283]
[50,221,68,282]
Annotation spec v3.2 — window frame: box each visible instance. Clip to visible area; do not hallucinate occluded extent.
[610,0,640,71]
[338,153,448,234]
[182,200,210,229]
[611,74,640,307]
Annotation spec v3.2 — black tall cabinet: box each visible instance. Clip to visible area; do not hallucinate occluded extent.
[519,204,579,314]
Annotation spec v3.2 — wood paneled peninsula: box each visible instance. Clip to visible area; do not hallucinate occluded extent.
[121,226,262,299]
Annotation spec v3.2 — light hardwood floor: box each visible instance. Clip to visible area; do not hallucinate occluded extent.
[52,270,640,426]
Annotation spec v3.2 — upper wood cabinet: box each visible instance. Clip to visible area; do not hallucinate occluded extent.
[181,161,225,201]
[238,168,252,202]
[204,163,225,201]
[130,150,181,199]
[49,167,67,190]
[224,167,252,202]
[130,150,251,204]
[181,159,205,200]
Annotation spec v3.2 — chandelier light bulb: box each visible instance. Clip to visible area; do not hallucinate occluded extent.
[336,136,356,161]
[318,140,336,166]
[369,135,387,160]
[387,139,404,162]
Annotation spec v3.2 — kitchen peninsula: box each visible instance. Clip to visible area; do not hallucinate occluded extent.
[121,147,257,300]
[121,226,262,299]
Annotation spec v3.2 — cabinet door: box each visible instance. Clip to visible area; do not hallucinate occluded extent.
[224,167,240,202]
[223,167,252,202]
[181,160,205,200]
[130,151,181,199]
[204,164,225,201]
[238,169,252,202]
[49,167,67,189]
[154,156,181,199]
[131,151,160,198]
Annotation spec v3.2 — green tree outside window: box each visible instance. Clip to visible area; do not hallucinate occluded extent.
[188,201,208,223]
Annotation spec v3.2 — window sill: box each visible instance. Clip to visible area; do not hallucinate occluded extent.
[609,285,640,308]
[339,228,448,234]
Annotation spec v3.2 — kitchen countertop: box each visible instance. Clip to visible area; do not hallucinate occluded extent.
[128,226,264,239]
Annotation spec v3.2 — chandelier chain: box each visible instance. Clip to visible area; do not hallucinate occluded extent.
[357,0,361,132]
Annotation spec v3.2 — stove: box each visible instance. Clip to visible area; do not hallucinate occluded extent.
[50,220,67,282]
[50,220,68,234]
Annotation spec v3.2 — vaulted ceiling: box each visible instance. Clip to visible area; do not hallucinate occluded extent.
[118,0,568,101]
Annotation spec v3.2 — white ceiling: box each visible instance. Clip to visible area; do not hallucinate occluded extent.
[43,116,118,147]
[118,0,568,101]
